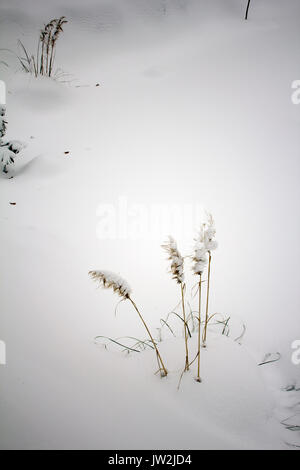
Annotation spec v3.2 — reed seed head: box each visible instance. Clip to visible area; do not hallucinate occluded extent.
[162,236,184,284]
[89,270,132,299]
[192,225,208,275]
[40,30,47,42]
[204,213,218,252]
[52,17,67,44]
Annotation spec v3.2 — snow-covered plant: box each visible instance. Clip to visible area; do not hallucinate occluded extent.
[162,236,189,371]
[0,104,26,174]
[0,104,8,173]
[202,213,218,347]
[192,224,208,382]
[0,141,26,174]
[0,105,7,138]
[89,270,131,299]
[89,270,168,377]
[1,146,15,174]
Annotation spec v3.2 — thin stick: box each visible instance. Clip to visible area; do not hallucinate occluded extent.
[181,283,189,371]
[196,274,202,382]
[203,251,211,346]
[128,297,168,377]
[245,0,251,20]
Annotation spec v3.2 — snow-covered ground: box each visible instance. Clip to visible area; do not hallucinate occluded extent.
[0,0,300,449]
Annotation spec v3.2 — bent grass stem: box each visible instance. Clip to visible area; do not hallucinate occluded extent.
[128,297,168,377]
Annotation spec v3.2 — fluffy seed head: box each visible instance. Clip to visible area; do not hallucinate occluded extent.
[204,213,218,252]
[192,225,208,275]
[162,236,184,284]
[89,270,131,299]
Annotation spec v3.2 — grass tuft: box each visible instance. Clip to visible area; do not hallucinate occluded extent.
[14,17,67,78]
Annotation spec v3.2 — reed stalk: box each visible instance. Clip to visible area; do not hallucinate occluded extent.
[162,236,188,371]
[202,251,211,346]
[196,274,202,382]
[181,283,189,371]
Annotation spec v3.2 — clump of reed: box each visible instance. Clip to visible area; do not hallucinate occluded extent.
[89,270,168,377]
[162,213,217,383]
[89,213,218,384]
[17,17,67,77]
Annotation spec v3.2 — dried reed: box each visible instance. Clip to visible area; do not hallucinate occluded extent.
[17,17,67,78]
[89,270,168,377]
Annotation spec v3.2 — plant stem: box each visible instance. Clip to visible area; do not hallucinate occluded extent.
[49,39,56,77]
[196,274,202,382]
[36,39,40,77]
[245,0,251,20]
[128,297,168,377]
[40,41,44,75]
[49,45,54,77]
[181,283,189,371]
[46,31,51,75]
[203,251,211,346]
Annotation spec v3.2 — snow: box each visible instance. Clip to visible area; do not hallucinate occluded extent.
[0,0,300,450]
[0,327,286,449]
